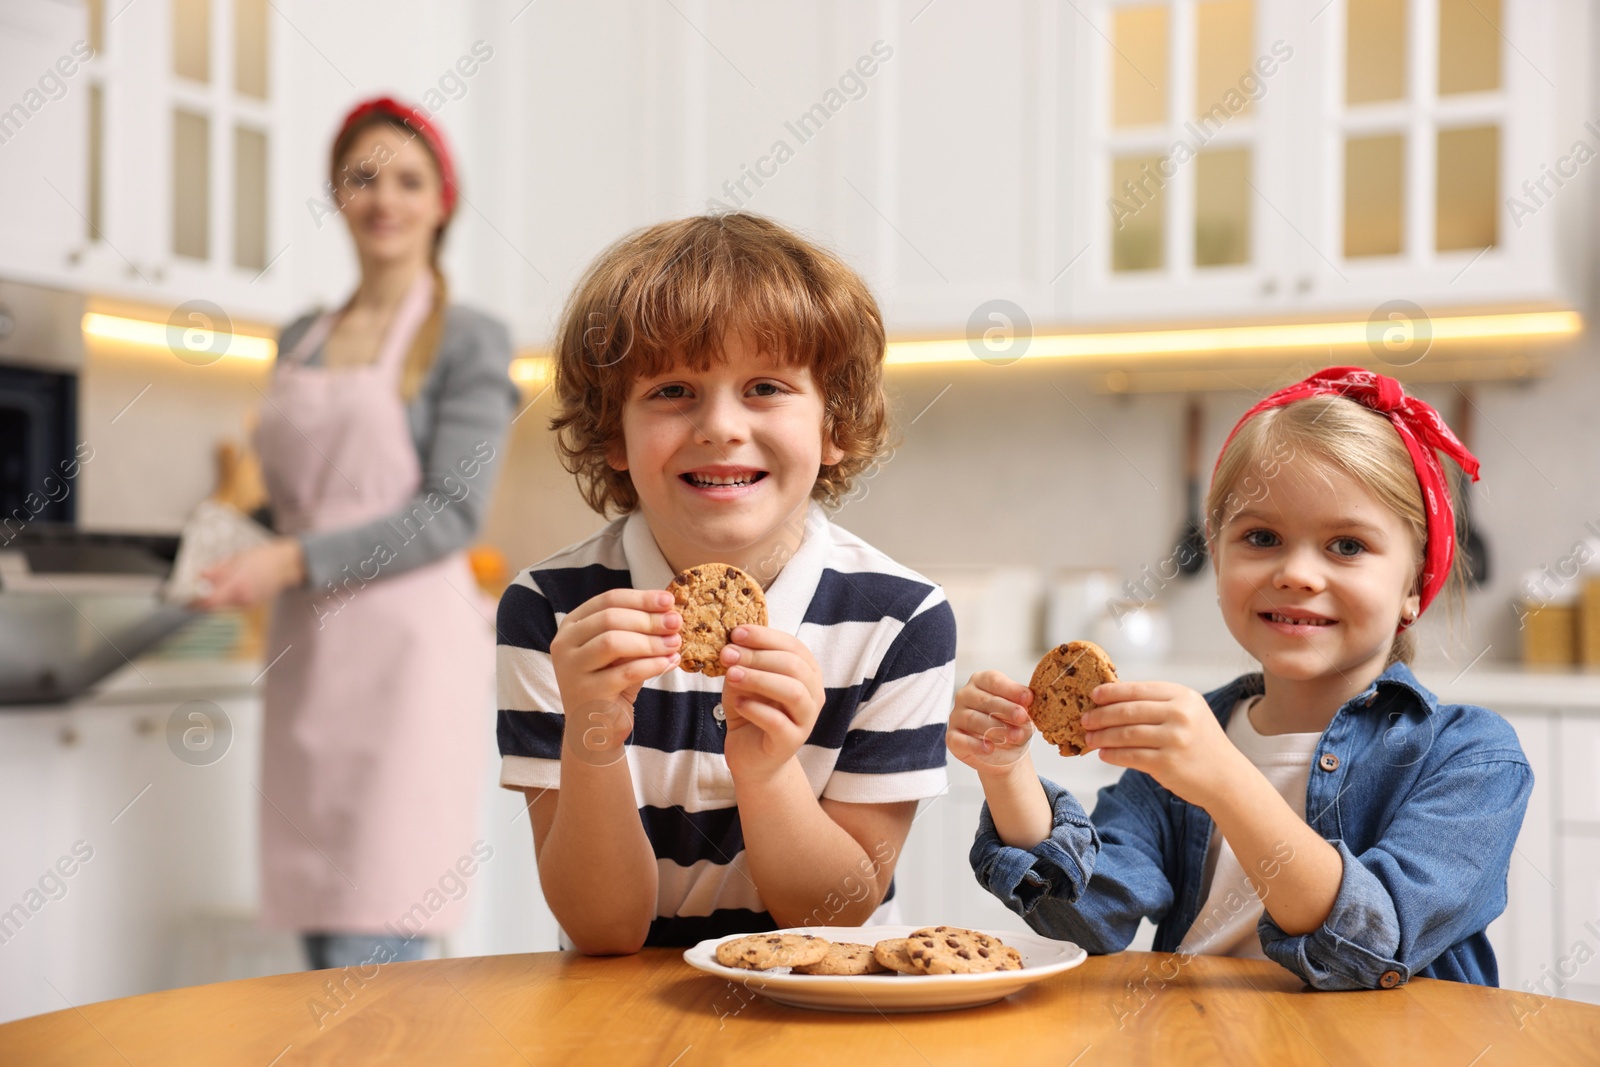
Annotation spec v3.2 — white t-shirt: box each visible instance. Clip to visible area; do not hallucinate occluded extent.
[1177,694,1321,959]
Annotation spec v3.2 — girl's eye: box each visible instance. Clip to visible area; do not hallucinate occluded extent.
[748,381,785,398]
[1243,529,1279,548]
[647,384,691,400]
[1329,537,1366,558]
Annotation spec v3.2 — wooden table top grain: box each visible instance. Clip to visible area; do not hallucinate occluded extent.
[2,949,1596,1066]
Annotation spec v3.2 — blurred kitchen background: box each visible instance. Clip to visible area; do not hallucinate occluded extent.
[3,0,1600,1022]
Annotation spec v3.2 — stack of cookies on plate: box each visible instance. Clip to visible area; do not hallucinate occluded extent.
[715,927,1023,976]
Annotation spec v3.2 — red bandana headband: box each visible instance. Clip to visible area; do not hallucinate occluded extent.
[1214,366,1481,629]
[336,97,459,218]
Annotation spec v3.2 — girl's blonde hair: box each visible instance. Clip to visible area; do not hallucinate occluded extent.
[1205,394,1468,665]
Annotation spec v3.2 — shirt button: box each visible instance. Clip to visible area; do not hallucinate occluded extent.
[1379,970,1402,989]
[1318,753,1340,772]
[712,702,726,724]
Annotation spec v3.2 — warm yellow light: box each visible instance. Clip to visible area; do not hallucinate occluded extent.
[81,312,277,362]
[510,355,551,387]
[883,310,1583,368]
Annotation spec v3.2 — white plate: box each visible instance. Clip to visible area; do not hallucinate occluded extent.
[683,925,1087,1013]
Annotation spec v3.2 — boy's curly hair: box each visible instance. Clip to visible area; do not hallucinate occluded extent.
[549,213,890,515]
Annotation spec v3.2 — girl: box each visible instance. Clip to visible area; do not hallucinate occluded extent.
[197,98,517,971]
[948,367,1532,991]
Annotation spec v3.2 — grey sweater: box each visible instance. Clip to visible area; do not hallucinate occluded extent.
[273,304,520,591]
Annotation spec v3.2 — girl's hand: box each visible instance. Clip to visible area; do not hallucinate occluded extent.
[1084,680,1243,808]
[718,625,824,786]
[191,538,306,610]
[946,670,1035,778]
[549,589,683,766]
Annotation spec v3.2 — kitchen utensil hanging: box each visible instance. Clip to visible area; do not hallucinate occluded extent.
[1176,397,1208,577]
[1454,387,1489,587]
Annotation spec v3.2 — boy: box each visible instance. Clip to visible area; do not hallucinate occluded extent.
[496,214,955,953]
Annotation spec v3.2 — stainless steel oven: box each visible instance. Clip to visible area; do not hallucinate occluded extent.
[0,279,194,705]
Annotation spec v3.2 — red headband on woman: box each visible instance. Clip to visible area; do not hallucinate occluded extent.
[1214,366,1481,628]
[335,97,458,217]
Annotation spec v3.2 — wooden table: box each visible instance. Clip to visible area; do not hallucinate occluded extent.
[3,949,1596,1065]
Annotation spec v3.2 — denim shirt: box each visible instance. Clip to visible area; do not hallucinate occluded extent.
[970,661,1532,991]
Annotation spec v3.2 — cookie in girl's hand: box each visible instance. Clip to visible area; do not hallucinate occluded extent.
[1027,641,1118,756]
[667,564,768,677]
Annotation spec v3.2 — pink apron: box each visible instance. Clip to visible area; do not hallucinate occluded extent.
[254,272,492,935]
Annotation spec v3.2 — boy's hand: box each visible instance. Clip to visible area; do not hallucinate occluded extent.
[1084,681,1243,808]
[718,625,824,785]
[549,588,683,766]
[946,670,1035,778]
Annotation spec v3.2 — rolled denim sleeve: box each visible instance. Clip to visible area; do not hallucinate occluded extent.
[1260,756,1533,990]
[971,772,1177,953]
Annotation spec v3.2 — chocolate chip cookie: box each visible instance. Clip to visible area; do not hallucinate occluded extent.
[791,941,890,976]
[667,564,768,677]
[904,927,1023,975]
[1027,640,1118,757]
[871,938,922,975]
[715,933,831,970]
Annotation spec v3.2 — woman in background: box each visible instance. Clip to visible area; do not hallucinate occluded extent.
[197,97,518,971]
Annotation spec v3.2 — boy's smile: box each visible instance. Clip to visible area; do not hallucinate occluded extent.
[679,465,768,495]
[1213,459,1421,714]
[611,331,843,580]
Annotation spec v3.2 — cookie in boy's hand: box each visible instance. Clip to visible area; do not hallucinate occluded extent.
[667,564,768,677]
[715,932,830,970]
[1027,640,1118,756]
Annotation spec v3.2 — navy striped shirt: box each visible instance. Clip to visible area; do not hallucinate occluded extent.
[496,505,955,946]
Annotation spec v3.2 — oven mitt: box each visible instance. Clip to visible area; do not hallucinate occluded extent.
[162,499,274,604]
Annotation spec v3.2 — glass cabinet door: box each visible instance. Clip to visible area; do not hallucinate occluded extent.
[1073,0,1565,322]
[1076,0,1299,321]
[1312,0,1565,310]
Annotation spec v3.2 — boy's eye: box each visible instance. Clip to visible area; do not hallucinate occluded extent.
[1329,537,1366,557]
[647,384,692,400]
[1242,529,1278,548]
[748,381,786,398]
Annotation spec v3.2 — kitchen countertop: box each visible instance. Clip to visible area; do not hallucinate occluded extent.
[0,657,265,713]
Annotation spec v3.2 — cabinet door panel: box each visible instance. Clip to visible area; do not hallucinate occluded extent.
[1558,715,1600,824]
[1485,710,1556,999]
[1555,833,1600,1002]
[0,2,90,289]
[0,711,73,1024]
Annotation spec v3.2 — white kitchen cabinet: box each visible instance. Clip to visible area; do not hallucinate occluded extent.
[1487,709,1558,1001]
[1558,714,1600,823]
[1065,0,1583,325]
[643,1,1586,340]
[0,1,93,292]
[0,665,278,1025]
[0,0,300,324]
